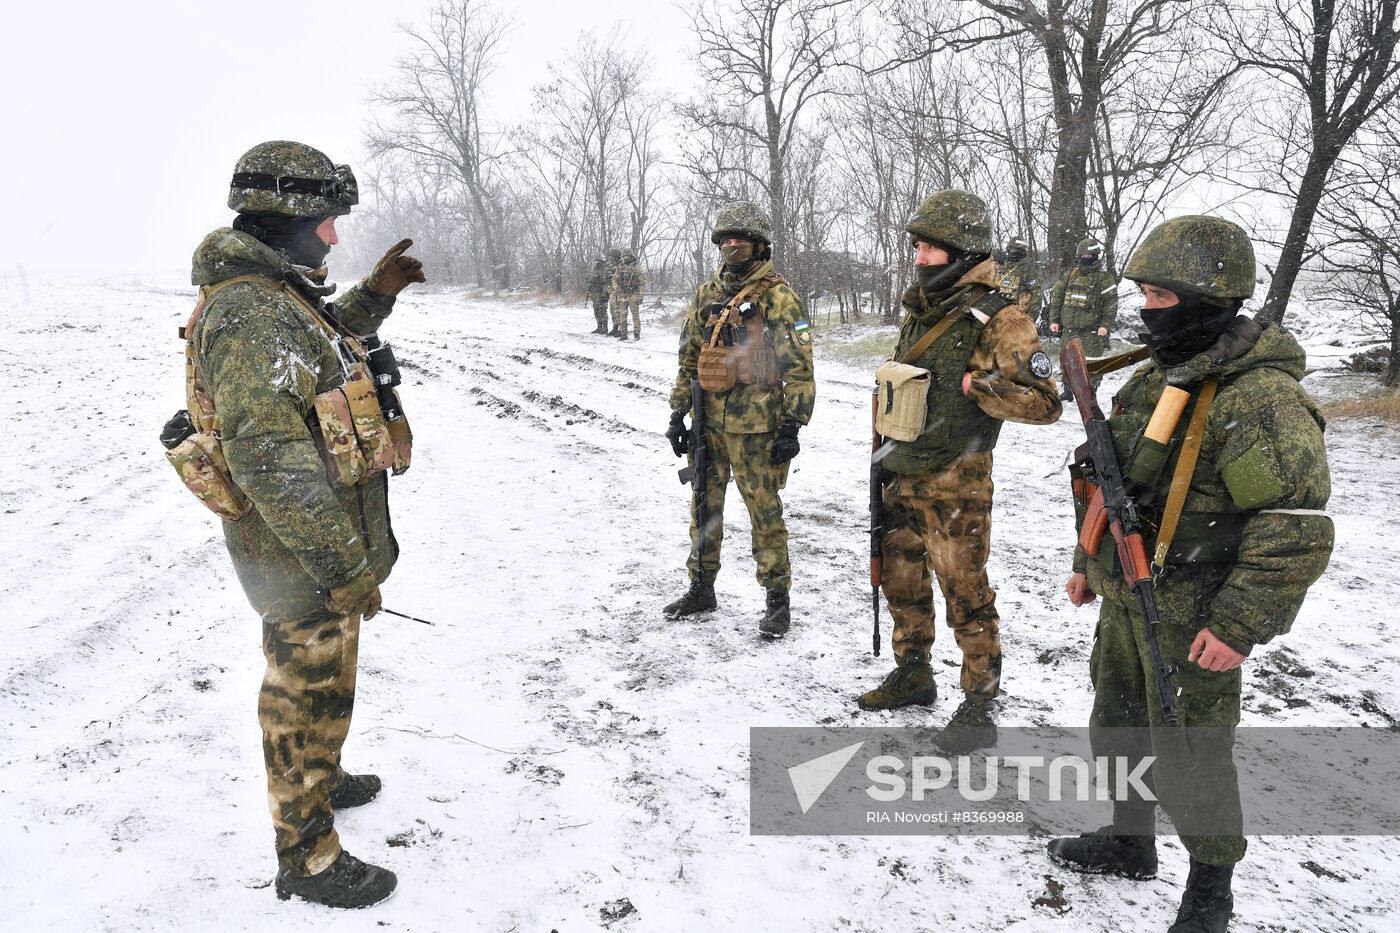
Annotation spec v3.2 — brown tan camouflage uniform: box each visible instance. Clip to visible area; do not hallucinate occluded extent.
[671,258,816,589]
[611,259,646,338]
[880,260,1061,696]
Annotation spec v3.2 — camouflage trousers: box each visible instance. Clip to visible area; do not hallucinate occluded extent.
[612,294,641,335]
[260,607,360,876]
[1089,595,1246,865]
[686,428,791,590]
[880,454,1001,697]
[591,295,609,331]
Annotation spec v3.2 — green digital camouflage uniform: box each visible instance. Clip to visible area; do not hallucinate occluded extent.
[1049,259,1118,391]
[881,260,1062,696]
[587,264,611,332]
[671,258,816,589]
[191,226,399,878]
[611,259,646,337]
[1077,321,1333,866]
[997,256,1043,325]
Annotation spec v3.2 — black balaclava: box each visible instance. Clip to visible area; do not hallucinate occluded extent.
[1139,293,1243,367]
[234,213,332,269]
[915,243,986,295]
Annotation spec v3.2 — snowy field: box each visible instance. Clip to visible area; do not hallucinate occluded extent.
[2,274,1398,932]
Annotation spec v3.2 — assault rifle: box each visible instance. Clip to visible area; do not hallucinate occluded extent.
[869,388,883,657]
[1061,338,1178,724]
[677,378,711,560]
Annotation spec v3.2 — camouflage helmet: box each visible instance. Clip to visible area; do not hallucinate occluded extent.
[228,140,358,218]
[1123,216,1256,303]
[711,200,773,245]
[1004,235,1029,259]
[1076,237,1102,261]
[905,189,993,255]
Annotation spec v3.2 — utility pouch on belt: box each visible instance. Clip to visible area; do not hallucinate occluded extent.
[163,286,254,522]
[873,361,930,441]
[165,428,253,521]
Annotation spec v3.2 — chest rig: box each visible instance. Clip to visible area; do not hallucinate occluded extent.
[696,273,784,393]
[161,275,412,521]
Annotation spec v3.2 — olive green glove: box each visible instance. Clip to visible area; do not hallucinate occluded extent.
[365,238,426,297]
[326,567,382,620]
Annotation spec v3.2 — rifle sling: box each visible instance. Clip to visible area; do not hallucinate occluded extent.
[1152,378,1219,572]
[896,304,972,365]
[706,273,782,349]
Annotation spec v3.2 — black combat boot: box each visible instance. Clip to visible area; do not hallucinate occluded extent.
[664,580,717,619]
[933,694,998,753]
[609,325,621,337]
[857,661,937,710]
[330,772,382,809]
[1168,857,1234,932]
[633,332,641,340]
[1046,803,1159,880]
[759,587,790,638]
[275,851,397,908]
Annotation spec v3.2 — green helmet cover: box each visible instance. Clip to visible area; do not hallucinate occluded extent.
[1123,216,1256,302]
[711,200,773,245]
[228,140,358,218]
[905,189,993,255]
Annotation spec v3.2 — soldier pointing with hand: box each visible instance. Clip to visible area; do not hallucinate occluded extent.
[176,141,425,909]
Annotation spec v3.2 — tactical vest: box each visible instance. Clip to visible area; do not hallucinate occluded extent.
[163,275,411,521]
[882,287,1008,476]
[697,273,784,393]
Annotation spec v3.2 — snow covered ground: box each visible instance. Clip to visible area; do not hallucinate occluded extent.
[2,273,1397,931]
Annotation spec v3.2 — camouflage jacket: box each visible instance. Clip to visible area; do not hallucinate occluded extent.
[883,259,1061,477]
[670,259,816,434]
[997,258,1043,321]
[1048,265,1118,333]
[1077,320,1334,653]
[612,263,645,299]
[586,268,611,299]
[190,228,399,618]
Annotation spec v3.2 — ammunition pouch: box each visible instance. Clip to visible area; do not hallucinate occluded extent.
[873,361,930,442]
[164,427,253,522]
[165,275,413,521]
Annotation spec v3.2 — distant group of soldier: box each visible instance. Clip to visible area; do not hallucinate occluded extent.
[168,141,1334,932]
[586,248,646,339]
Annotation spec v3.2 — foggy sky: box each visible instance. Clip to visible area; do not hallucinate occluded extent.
[2,0,692,277]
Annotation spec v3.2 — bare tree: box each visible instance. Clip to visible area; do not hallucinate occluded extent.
[366,0,516,289]
[1314,112,1400,386]
[683,0,854,294]
[894,0,1216,270]
[1212,0,1400,324]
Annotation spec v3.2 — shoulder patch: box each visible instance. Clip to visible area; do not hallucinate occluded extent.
[1029,350,1053,379]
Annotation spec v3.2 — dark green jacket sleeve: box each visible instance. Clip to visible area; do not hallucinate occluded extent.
[1204,393,1334,651]
[1092,272,1118,332]
[202,300,369,589]
[1047,276,1066,327]
[333,282,396,336]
